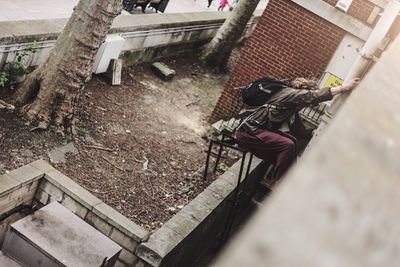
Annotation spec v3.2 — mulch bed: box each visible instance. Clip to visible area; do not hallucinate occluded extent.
[0,54,241,232]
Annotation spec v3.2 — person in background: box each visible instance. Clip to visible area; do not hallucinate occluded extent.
[235,77,360,188]
[218,0,230,11]
[207,0,213,8]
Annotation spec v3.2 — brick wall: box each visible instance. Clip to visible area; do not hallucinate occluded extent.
[323,0,381,25]
[210,0,346,122]
[347,0,379,24]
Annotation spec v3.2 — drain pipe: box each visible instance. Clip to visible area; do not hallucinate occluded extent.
[329,0,400,115]
[307,0,400,148]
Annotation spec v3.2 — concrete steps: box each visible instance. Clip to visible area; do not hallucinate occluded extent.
[2,202,122,267]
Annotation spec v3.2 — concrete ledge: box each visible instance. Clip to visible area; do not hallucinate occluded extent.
[0,11,261,69]
[137,157,265,267]
[1,161,150,267]
[0,18,67,44]
[0,174,22,197]
[93,202,149,243]
[0,162,46,246]
[7,165,44,187]
[0,12,244,43]
[44,169,102,210]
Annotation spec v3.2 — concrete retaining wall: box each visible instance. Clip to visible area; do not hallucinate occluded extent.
[136,157,268,267]
[0,164,42,246]
[0,160,150,267]
[0,157,266,267]
[0,11,261,68]
[31,161,150,267]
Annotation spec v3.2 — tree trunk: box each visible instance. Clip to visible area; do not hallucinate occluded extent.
[15,0,123,134]
[200,0,261,70]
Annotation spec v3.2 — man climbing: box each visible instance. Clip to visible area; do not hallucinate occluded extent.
[235,77,360,188]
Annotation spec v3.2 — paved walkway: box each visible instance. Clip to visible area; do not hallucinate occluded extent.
[0,0,268,21]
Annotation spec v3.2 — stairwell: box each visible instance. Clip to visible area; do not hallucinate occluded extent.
[0,202,122,267]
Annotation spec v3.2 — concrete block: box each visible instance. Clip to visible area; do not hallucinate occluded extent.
[110,227,138,251]
[7,164,43,186]
[62,194,89,219]
[3,202,121,267]
[106,58,122,85]
[34,188,49,205]
[18,190,36,206]
[0,174,21,197]
[0,192,10,207]
[44,169,102,209]
[9,185,35,206]
[161,209,201,238]
[0,195,17,215]
[28,179,39,191]
[208,176,236,199]
[211,120,224,133]
[136,227,184,267]
[39,180,64,202]
[93,202,149,242]
[194,188,225,210]
[85,211,113,236]
[180,198,213,224]
[29,159,55,173]
[151,62,175,81]
[119,248,138,265]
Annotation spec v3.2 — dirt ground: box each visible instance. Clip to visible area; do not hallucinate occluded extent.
[0,54,240,232]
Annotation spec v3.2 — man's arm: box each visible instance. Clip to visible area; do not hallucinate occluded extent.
[330,78,360,96]
[269,78,360,107]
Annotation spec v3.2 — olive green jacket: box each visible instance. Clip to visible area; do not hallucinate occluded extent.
[238,87,333,138]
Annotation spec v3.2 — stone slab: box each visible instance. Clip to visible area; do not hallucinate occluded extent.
[47,142,78,164]
[136,227,183,267]
[7,164,44,186]
[3,202,121,267]
[29,159,56,173]
[151,62,175,81]
[0,174,21,197]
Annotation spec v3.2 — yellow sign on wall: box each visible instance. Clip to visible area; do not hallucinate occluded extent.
[322,72,343,88]
[320,72,344,105]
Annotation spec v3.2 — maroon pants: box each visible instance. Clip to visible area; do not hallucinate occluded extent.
[236,129,296,186]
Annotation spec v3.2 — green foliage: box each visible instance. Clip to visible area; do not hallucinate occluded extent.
[75,124,89,137]
[0,40,38,87]
[4,61,28,76]
[0,71,8,87]
[216,162,229,173]
[180,176,194,195]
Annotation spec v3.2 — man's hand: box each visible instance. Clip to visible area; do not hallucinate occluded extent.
[340,78,360,93]
[330,78,360,96]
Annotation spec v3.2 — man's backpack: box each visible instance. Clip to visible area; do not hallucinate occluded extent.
[241,76,287,106]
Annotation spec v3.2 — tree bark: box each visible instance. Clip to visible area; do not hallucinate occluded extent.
[200,0,261,71]
[15,0,123,134]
